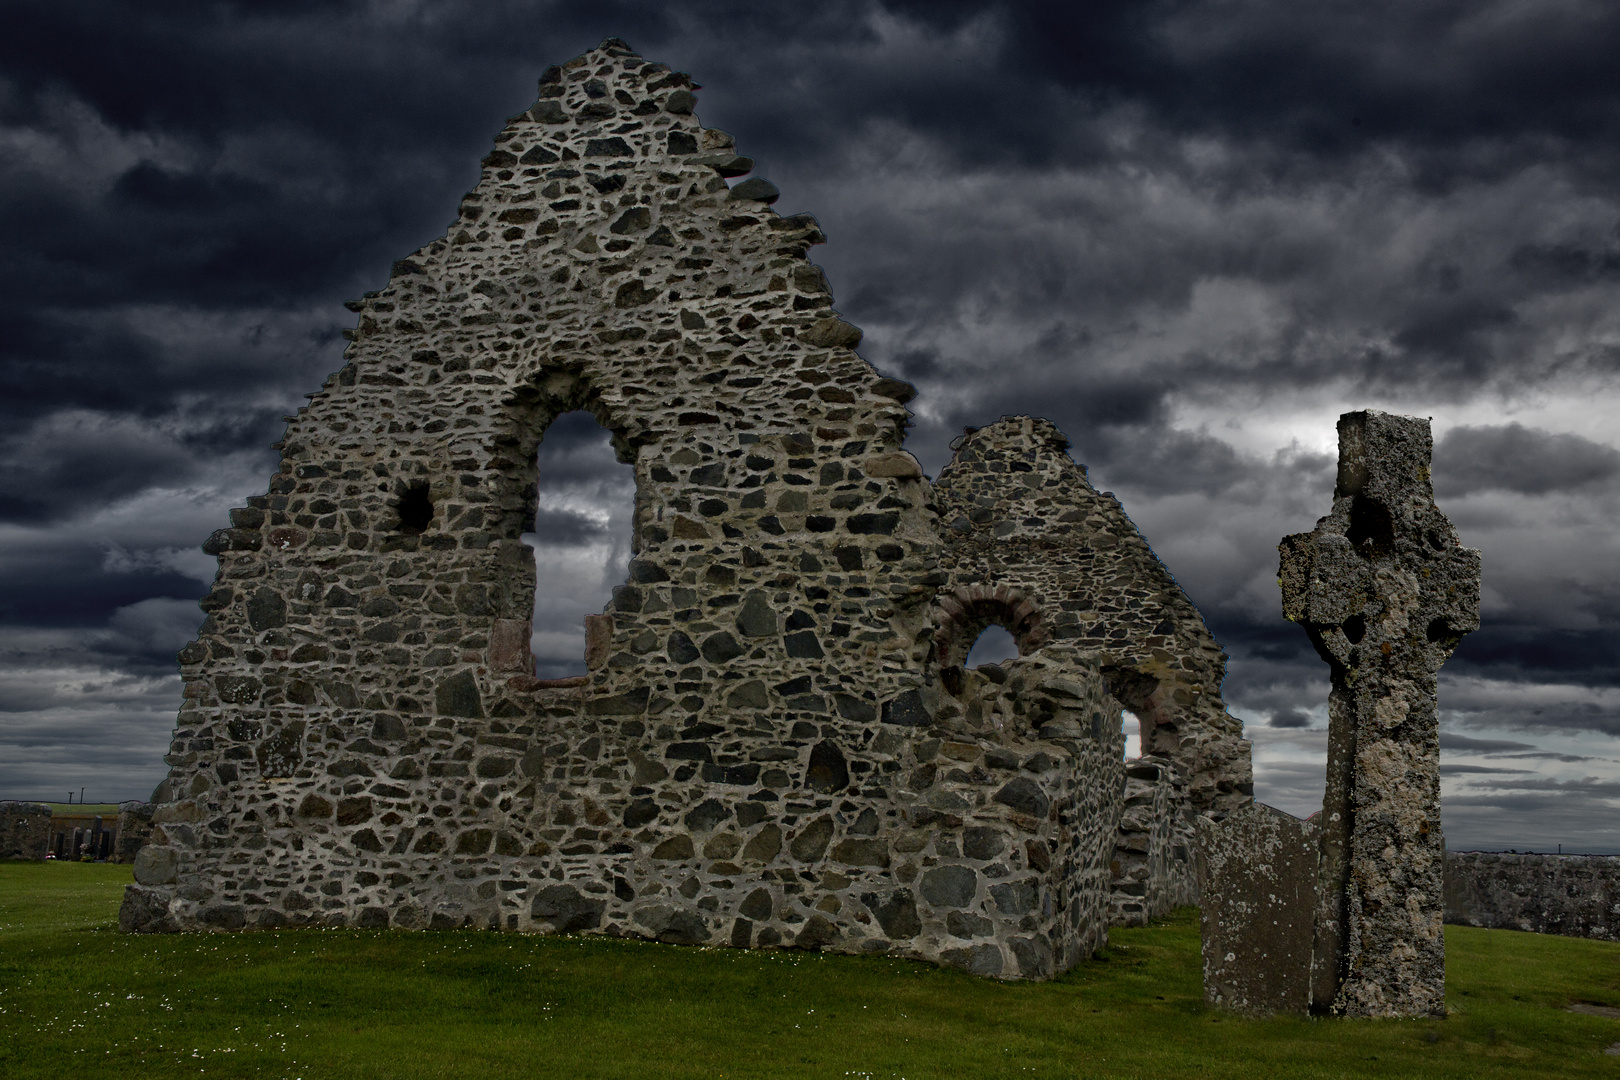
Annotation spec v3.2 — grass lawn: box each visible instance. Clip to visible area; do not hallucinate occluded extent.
[2,862,1617,1079]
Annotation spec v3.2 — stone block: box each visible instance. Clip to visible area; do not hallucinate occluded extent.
[0,802,51,861]
[489,618,532,672]
[1196,803,1319,1016]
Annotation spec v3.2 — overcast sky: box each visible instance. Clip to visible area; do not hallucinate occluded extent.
[1,1,1617,853]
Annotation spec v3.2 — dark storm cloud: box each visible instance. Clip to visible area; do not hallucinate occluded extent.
[1448,626,1620,690]
[1434,423,1620,497]
[1269,708,1312,730]
[0,0,1616,836]
[1440,732,1536,754]
[529,509,613,547]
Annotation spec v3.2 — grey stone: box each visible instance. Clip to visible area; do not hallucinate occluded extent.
[434,671,483,718]
[1008,935,1054,979]
[740,888,773,921]
[531,885,606,932]
[742,825,781,863]
[736,591,778,637]
[684,798,729,832]
[796,914,839,948]
[727,178,779,204]
[801,317,862,349]
[992,777,1049,819]
[246,588,286,631]
[1196,803,1319,1017]
[990,879,1037,916]
[666,631,700,663]
[119,886,177,934]
[784,631,823,658]
[133,844,178,885]
[585,137,633,157]
[1445,851,1620,942]
[624,798,659,828]
[831,839,889,868]
[789,816,833,862]
[941,943,1004,977]
[880,689,930,727]
[692,153,752,176]
[700,632,744,664]
[862,890,921,939]
[725,680,769,709]
[963,827,1006,861]
[921,865,979,908]
[947,910,994,938]
[0,802,51,861]
[1280,410,1479,1019]
[199,904,246,929]
[652,835,695,860]
[610,207,651,234]
[806,740,848,793]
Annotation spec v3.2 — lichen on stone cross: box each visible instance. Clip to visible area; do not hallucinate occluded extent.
[1278,409,1480,1018]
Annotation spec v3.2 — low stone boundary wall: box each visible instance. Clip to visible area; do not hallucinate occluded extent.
[1,802,52,860]
[1445,851,1620,942]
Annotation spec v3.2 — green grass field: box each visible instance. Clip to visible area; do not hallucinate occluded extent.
[2,862,1616,1079]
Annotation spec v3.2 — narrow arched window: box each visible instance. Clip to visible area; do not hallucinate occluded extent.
[522,410,635,678]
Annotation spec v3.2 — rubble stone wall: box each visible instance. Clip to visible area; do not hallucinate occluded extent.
[1109,756,1197,925]
[931,417,1247,920]
[1445,852,1620,942]
[120,38,1246,979]
[115,801,155,864]
[1,802,52,860]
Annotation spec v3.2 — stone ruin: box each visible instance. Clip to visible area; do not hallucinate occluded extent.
[120,38,1252,981]
[1200,410,1481,1017]
[2,802,52,861]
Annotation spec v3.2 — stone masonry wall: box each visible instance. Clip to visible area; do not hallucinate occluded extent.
[1445,852,1620,942]
[119,39,1148,980]
[115,801,155,864]
[932,417,1249,921]
[1,802,52,860]
[1109,756,1197,925]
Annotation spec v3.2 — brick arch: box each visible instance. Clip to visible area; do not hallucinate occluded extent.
[932,584,1048,670]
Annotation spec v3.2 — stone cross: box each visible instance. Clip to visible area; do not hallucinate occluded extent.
[1279,410,1480,1017]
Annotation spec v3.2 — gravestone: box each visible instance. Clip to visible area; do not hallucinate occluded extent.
[1196,803,1319,1016]
[1279,409,1480,1017]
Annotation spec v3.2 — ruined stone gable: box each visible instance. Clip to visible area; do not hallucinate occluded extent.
[933,417,1252,922]
[122,38,1249,980]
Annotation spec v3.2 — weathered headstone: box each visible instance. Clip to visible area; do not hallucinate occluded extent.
[1279,410,1480,1017]
[1197,803,1319,1016]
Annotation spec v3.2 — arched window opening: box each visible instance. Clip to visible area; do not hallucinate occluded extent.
[931,586,1046,676]
[1121,709,1141,760]
[521,410,635,678]
[965,623,1019,668]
